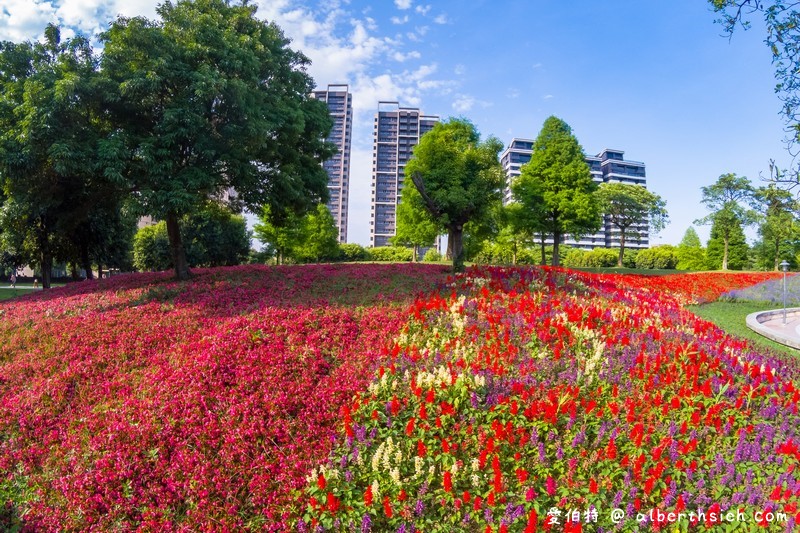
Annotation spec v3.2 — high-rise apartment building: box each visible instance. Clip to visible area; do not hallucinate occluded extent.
[311,84,352,243]
[370,102,439,247]
[501,139,649,249]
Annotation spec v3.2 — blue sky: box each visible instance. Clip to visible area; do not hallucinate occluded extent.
[1,0,791,247]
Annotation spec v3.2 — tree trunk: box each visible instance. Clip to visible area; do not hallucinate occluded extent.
[722,235,729,271]
[81,241,93,280]
[413,245,418,262]
[552,228,561,267]
[512,241,517,266]
[165,211,191,280]
[448,225,464,272]
[41,251,52,290]
[540,234,546,266]
[618,232,626,268]
[774,239,781,271]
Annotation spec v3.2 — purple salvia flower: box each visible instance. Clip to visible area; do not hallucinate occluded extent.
[361,514,372,533]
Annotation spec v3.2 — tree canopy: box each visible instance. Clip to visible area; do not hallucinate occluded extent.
[753,183,800,269]
[595,182,669,267]
[513,116,601,266]
[100,0,334,279]
[405,118,504,271]
[0,25,127,288]
[695,173,756,270]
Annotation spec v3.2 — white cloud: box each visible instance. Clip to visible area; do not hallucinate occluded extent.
[393,50,421,62]
[543,94,554,100]
[454,64,466,76]
[390,15,409,25]
[433,14,448,24]
[0,0,165,43]
[452,93,492,113]
[507,88,520,99]
[406,25,429,42]
[415,5,431,15]
[394,0,413,9]
[453,95,475,113]
[532,62,543,69]
[0,0,58,42]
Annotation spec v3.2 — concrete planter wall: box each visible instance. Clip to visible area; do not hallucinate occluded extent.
[745,308,800,350]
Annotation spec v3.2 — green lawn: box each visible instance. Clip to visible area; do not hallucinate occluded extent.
[687,300,799,358]
[0,287,39,301]
[571,266,680,276]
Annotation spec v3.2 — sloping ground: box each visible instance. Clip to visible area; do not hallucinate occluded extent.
[300,268,797,532]
[0,265,788,532]
[0,264,450,532]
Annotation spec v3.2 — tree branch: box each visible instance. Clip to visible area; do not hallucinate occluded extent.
[409,171,442,219]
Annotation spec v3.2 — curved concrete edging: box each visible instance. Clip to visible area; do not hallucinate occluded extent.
[745,308,800,350]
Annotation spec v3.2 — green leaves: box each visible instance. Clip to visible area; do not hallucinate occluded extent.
[405,118,504,270]
[513,116,601,266]
[100,0,334,278]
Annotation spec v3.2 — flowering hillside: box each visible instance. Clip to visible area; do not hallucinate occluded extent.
[301,268,798,532]
[0,265,792,532]
[0,264,449,532]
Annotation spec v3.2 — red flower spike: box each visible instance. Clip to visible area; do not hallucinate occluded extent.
[382,495,393,518]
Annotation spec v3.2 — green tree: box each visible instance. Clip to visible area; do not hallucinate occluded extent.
[391,184,439,261]
[514,116,601,266]
[183,203,250,267]
[676,227,708,270]
[254,205,304,265]
[753,184,800,270]
[0,26,117,288]
[100,0,334,280]
[133,222,172,271]
[707,216,750,270]
[595,183,669,267]
[405,118,504,271]
[695,173,756,270]
[506,168,549,264]
[133,205,250,271]
[295,204,339,263]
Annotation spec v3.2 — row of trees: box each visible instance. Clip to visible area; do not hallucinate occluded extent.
[0,0,334,287]
[394,116,669,270]
[393,115,799,272]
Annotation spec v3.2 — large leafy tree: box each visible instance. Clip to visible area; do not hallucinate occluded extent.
[707,216,750,270]
[595,183,669,267]
[514,116,601,266]
[753,184,800,269]
[391,184,439,262]
[0,25,118,288]
[100,0,333,280]
[695,173,756,270]
[405,118,504,271]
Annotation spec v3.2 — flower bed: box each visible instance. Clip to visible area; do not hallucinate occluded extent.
[302,267,797,532]
[0,263,450,531]
[721,273,800,306]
